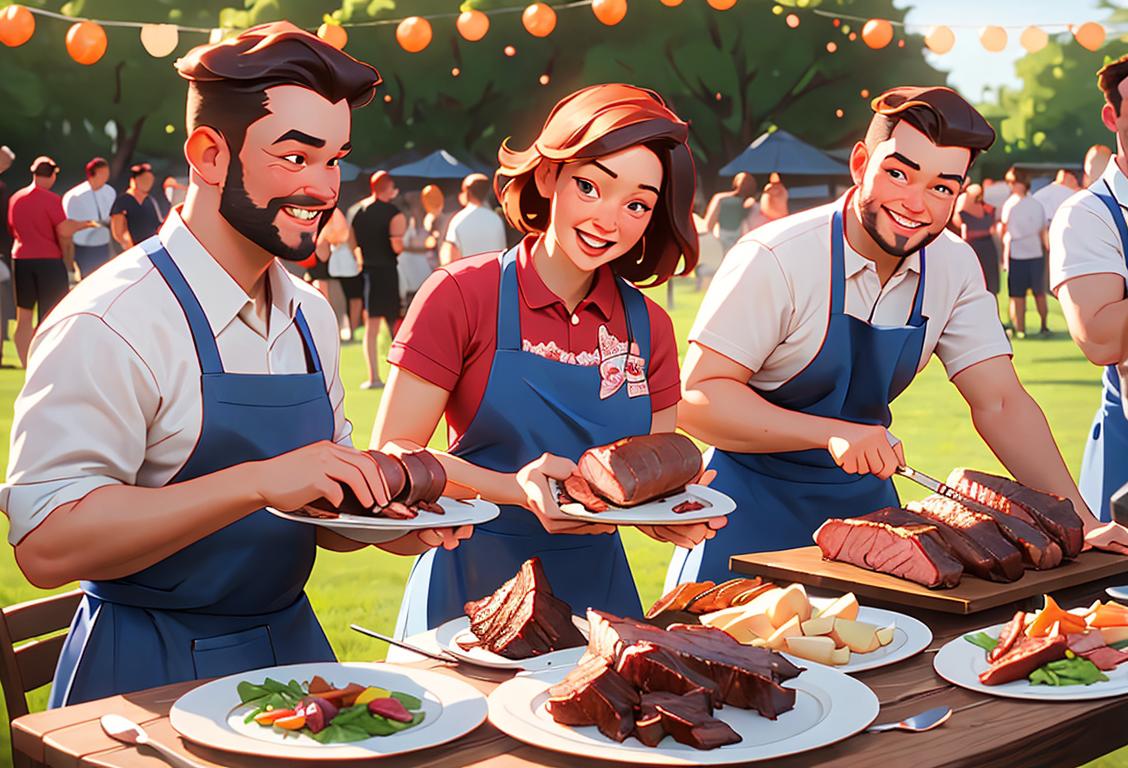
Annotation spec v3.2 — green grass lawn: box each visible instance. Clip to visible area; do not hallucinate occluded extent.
[0,278,1123,767]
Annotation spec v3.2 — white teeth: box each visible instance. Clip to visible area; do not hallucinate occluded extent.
[578,231,612,249]
[888,209,924,229]
[284,206,319,221]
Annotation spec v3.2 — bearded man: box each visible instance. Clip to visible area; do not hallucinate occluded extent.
[665,86,1128,586]
[0,22,470,707]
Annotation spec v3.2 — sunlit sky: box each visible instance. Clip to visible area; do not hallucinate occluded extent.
[895,0,1115,100]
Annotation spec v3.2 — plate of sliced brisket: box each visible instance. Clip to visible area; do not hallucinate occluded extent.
[553,434,734,524]
[486,609,879,764]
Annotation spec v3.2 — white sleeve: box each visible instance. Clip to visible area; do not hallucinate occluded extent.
[688,240,793,372]
[934,257,1013,378]
[444,215,461,247]
[0,314,161,544]
[62,189,79,219]
[1049,197,1126,294]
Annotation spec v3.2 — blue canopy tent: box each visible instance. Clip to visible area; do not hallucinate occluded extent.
[388,149,488,179]
[720,130,849,177]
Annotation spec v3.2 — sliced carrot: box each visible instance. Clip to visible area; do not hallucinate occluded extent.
[1090,604,1128,628]
[254,708,296,726]
[273,713,306,730]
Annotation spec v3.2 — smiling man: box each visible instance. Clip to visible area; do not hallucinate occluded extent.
[0,23,469,707]
[667,86,1127,586]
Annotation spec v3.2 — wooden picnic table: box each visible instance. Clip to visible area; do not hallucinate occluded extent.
[11,572,1128,768]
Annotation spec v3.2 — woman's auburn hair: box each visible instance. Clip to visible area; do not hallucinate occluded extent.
[494,84,699,285]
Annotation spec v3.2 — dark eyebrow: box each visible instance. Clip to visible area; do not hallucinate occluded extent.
[888,152,920,171]
[339,142,352,154]
[938,173,965,184]
[639,184,660,194]
[272,130,326,148]
[590,160,618,179]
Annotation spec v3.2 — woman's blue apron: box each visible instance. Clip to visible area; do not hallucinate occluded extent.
[394,247,652,636]
[1078,183,1128,522]
[51,243,336,707]
[667,207,929,585]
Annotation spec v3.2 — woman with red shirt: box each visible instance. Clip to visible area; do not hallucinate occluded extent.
[375,84,725,634]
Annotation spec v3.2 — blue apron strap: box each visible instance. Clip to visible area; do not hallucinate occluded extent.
[1093,184,1128,261]
[293,307,323,374]
[908,248,927,325]
[617,278,651,357]
[830,209,846,316]
[495,247,522,352]
[145,242,224,375]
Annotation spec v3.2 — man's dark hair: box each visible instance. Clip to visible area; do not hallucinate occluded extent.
[865,86,996,167]
[175,21,381,158]
[465,175,490,204]
[1098,54,1128,115]
[85,157,109,177]
[129,162,153,178]
[1004,166,1028,188]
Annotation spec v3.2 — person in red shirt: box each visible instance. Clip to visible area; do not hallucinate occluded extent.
[7,156,96,365]
[374,84,728,637]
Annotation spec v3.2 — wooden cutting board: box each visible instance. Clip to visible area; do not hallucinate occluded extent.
[730,547,1128,614]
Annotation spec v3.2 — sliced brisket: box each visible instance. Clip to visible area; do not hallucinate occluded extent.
[547,654,640,742]
[814,517,963,588]
[634,690,742,750]
[577,433,702,507]
[912,494,1062,570]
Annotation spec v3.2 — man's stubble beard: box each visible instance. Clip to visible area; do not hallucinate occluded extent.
[857,193,945,259]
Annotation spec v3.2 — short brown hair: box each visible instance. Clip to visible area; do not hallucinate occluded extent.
[176,22,380,157]
[463,174,491,204]
[1098,54,1128,115]
[1004,166,1028,188]
[495,83,698,285]
[866,86,996,167]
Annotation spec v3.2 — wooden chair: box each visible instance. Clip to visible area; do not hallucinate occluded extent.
[0,590,83,768]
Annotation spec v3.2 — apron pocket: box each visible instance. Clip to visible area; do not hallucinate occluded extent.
[191,625,276,679]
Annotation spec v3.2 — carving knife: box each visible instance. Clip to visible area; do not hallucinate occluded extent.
[895,465,976,507]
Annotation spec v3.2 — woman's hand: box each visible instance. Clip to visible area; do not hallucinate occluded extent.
[1083,519,1128,556]
[634,467,725,548]
[514,453,615,536]
[377,526,474,555]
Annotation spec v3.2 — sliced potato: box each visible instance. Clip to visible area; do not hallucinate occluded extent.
[800,616,836,637]
[765,614,803,650]
[785,635,839,664]
[724,613,777,644]
[875,625,895,647]
[831,618,881,653]
[818,592,859,622]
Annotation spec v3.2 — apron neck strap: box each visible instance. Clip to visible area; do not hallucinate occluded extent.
[496,247,522,351]
[908,249,927,324]
[294,307,323,374]
[1093,183,1128,259]
[146,242,225,375]
[832,207,928,324]
[615,276,650,356]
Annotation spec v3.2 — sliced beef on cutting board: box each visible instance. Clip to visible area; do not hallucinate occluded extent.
[979,634,1068,685]
[814,517,963,588]
[862,507,1022,583]
[947,468,1084,558]
[911,494,1062,571]
[547,654,640,742]
[577,433,702,508]
[586,610,801,720]
[888,500,1024,582]
[634,690,742,750]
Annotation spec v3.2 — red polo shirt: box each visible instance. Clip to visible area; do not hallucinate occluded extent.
[389,236,681,445]
[8,184,65,260]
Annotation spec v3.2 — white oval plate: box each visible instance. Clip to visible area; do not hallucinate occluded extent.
[268,497,499,543]
[778,600,932,674]
[488,664,877,765]
[934,622,1128,701]
[169,662,487,761]
[435,616,588,671]
[552,482,735,525]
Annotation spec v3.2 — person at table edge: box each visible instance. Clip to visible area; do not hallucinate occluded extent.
[372,84,727,637]
[1051,54,1128,527]
[668,85,1128,587]
[0,23,470,708]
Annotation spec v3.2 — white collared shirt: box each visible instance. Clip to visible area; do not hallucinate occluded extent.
[62,180,116,247]
[0,208,352,544]
[1001,194,1046,261]
[1049,159,1128,296]
[444,204,507,259]
[1033,182,1077,225]
[691,196,1012,392]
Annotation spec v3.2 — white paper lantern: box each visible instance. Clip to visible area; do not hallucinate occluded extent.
[924,25,955,54]
[140,23,179,58]
[979,25,1007,53]
[1019,25,1048,53]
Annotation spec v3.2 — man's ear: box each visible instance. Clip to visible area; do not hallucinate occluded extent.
[184,126,229,187]
[848,141,869,187]
[1101,102,1118,134]
[533,160,560,199]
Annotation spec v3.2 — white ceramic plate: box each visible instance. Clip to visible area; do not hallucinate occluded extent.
[552,482,735,525]
[268,498,499,544]
[1107,585,1128,602]
[435,616,589,672]
[777,599,932,674]
[934,622,1128,701]
[169,662,487,761]
[488,664,877,765]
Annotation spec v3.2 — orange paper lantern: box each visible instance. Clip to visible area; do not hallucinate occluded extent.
[592,0,627,26]
[421,185,444,216]
[1019,25,1048,53]
[0,4,35,47]
[979,26,1007,52]
[396,16,432,53]
[66,20,107,65]
[660,0,684,5]
[785,14,799,28]
[317,22,347,50]
[522,3,557,38]
[924,25,954,54]
[707,0,737,9]
[457,9,489,42]
[861,19,894,49]
[1074,22,1106,52]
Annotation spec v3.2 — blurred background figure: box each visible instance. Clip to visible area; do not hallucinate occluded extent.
[692,194,724,295]
[704,171,757,253]
[442,172,506,264]
[0,146,15,358]
[1000,166,1049,338]
[62,157,116,278]
[1033,168,1081,225]
[754,177,790,228]
[421,183,449,270]
[399,191,435,314]
[981,176,1009,211]
[163,175,188,208]
[110,162,169,250]
[953,182,1000,297]
[1083,143,1113,187]
[315,207,364,343]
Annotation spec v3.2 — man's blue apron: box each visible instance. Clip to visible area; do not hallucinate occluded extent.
[394,247,651,635]
[1078,183,1128,522]
[51,243,336,707]
[667,207,929,585]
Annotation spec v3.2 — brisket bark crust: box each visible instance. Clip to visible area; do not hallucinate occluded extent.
[910,494,1062,570]
[569,433,703,509]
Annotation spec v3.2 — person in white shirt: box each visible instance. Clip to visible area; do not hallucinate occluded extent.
[667,85,1123,586]
[1000,166,1049,337]
[440,173,506,264]
[981,176,1010,213]
[1032,169,1080,225]
[1051,53,1128,533]
[1,23,470,708]
[62,157,117,278]
[1084,143,1113,187]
